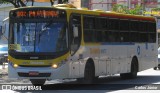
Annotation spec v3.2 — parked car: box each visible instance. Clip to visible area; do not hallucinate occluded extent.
[154,47,160,70]
[0,44,8,65]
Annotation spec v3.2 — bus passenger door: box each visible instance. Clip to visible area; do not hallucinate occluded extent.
[70,14,81,55]
[69,14,82,78]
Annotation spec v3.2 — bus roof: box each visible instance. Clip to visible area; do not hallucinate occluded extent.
[10,4,155,22]
[53,4,155,22]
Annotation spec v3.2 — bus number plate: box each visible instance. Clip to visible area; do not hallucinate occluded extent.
[29,71,39,76]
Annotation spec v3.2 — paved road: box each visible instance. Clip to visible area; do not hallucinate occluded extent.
[1,68,160,93]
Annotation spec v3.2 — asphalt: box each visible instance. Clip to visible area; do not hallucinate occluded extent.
[0,63,8,77]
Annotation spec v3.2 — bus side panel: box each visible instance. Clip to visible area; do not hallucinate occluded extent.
[139,44,150,71]
[100,45,111,75]
[69,46,87,78]
[140,43,157,71]
[127,43,157,72]
[69,61,80,78]
[127,44,139,71]
[75,46,101,77]
[110,45,128,74]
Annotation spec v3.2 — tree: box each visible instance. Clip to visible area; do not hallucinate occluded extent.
[0,0,28,8]
[112,4,142,15]
[152,8,160,11]
[0,0,62,7]
[150,8,160,16]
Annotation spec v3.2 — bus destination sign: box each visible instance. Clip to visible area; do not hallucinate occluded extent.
[11,9,64,18]
[17,10,58,18]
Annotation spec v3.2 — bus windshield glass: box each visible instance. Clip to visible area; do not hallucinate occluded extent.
[11,20,68,53]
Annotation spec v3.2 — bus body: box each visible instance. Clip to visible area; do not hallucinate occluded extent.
[8,4,157,85]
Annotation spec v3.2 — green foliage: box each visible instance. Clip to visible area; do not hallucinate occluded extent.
[0,0,9,4]
[152,8,160,11]
[112,4,142,15]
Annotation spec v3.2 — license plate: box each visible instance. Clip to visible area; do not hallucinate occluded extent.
[29,71,39,76]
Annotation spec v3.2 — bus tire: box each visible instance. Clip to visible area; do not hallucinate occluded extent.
[120,72,130,79]
[120,58,138,79]
[80,61,95,84]
[128,58,138,78]
[158,64,160,70]
[154,67,157,70]
[30,79,46,86]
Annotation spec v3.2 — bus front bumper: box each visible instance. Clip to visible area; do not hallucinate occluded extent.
[8,63,69,80]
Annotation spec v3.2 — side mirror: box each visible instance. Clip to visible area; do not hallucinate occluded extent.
[73,26,78,37]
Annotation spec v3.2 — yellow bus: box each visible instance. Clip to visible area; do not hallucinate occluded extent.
[7,4,157,85]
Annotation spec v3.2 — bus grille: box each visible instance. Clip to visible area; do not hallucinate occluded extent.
[18,72,51,77]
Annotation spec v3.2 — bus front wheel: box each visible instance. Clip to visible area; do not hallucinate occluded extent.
[30,79,46,86]
[84,62,95,84]
[77,62,96,84]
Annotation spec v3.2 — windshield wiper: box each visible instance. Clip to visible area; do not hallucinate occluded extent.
[38,21,52,43]
[40,22,52,34]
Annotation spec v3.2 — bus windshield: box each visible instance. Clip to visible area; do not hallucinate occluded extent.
[11,20,68,53]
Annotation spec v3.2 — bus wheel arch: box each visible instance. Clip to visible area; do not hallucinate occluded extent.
[132,56,139,72]
[130,56,139,78]
[120,56,139,79]
[84,58,96,83]
[77,58,96,84]
[85,58,95,72]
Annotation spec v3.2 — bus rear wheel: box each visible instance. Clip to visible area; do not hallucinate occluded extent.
[154,67,157,70]
[120,58,138,79]
[30,79,46,86]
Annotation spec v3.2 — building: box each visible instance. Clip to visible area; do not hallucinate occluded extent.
[70,0,160,12]
[0,0,160,27]
[0,4,13,28]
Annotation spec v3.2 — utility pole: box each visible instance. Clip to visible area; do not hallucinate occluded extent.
[127,0,131,9]
[142,0,145,15]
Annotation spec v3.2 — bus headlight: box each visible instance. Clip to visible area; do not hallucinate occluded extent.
[13,64,18,68]
[8,58,10,62]
[52,59,67,69]
[52,64,58,69]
